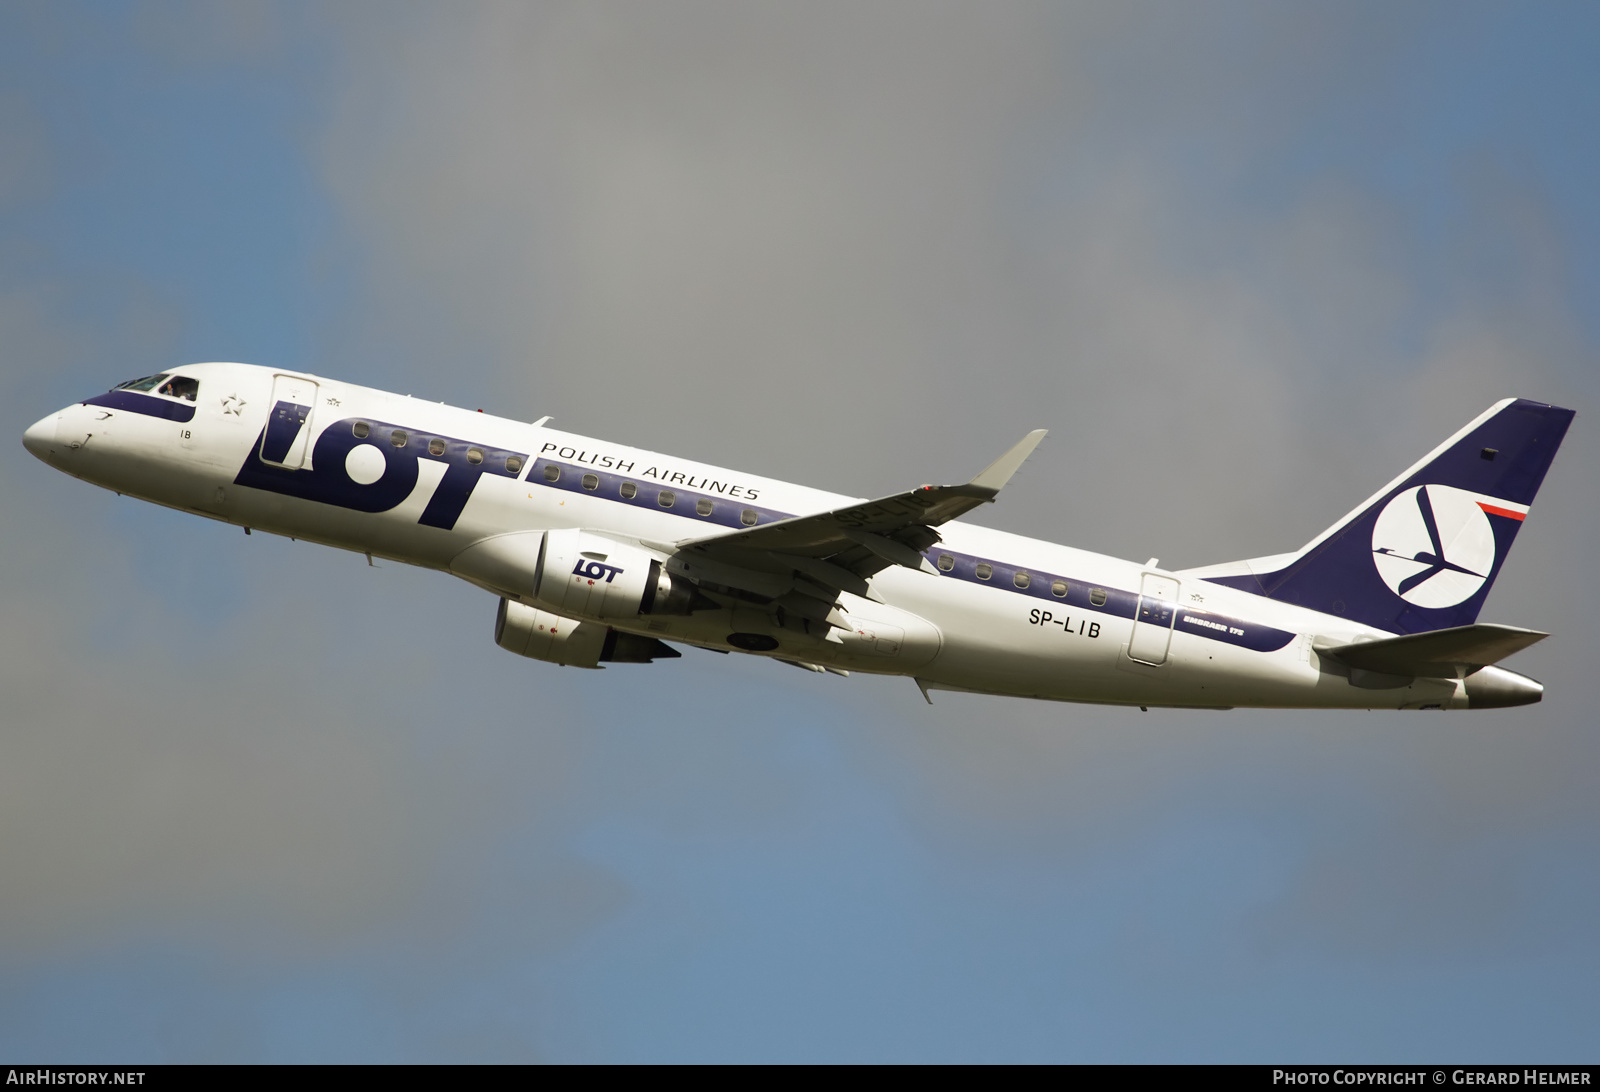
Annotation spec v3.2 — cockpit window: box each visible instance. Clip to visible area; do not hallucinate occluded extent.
[157,376,199,402]
[113,373,169,393]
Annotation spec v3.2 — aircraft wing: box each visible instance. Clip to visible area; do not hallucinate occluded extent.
[1315,623,1548,678]
[674,429,1047,595]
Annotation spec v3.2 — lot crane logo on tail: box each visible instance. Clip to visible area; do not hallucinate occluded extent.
[1371,484,1498,608]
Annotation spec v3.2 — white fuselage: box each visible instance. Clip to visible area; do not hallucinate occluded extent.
[24,362,1501,710]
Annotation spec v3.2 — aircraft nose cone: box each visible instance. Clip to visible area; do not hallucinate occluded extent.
[22,413,58,461]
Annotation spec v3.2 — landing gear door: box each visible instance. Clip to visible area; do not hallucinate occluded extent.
[261,374,318,469]
[1128,572,1179,666]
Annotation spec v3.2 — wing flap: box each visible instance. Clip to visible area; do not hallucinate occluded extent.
[781,553,881,601]
[844,528,941,575]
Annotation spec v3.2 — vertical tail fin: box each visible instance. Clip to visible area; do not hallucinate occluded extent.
[1186,398,1575,634]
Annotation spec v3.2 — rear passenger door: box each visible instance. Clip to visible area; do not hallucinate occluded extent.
[1128,572,1179,665]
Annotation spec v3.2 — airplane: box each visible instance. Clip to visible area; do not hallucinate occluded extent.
[22,363,1573,711]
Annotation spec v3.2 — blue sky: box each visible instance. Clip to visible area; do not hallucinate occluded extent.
[3,1,1597,1062]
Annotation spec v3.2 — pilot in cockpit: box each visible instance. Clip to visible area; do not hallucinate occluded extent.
[156,376,199,402]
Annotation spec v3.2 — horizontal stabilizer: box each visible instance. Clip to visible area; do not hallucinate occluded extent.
[1316,624,1547,678]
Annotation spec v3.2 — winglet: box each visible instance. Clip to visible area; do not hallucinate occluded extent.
[969,429,1047,494]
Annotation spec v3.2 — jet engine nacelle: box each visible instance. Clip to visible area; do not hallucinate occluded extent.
[536,528,701,620]
[494,599,680,669]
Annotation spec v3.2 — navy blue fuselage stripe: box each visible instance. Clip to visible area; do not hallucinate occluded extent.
[1173,607,1295,653]
[923,547,1139,620]
[83,391,196,423]
[532,458,1296,655]
[533,458,787,531]
[234,415,528,531]
[920,546,1296,653]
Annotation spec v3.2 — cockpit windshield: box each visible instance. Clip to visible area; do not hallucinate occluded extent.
[110,373,199,401]
[157,376,199,402]
[113,373,169,392]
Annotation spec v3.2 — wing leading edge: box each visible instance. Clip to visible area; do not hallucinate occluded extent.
[674,429,1047,590]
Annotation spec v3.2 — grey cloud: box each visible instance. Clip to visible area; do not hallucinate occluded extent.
[310,0,1598,809]
[131,0,285,68]
[0,92,54,208]
[313,3,1584,560]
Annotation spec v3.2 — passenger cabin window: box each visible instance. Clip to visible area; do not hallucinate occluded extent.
[620,482,638,500]
[975,562,993,580]
[543,464,560,483]
[428,438,446,456]
[390,429,408,447]
[937,554,954,572]
[1051,580,1068,598]
[582,473,599,491]
[113,374,169,393]
[506,456,523,475]
[1089,587,1107,606]
[1014,571,1031,589]
[696,499,714,517]
[658,490,676,508]
[467,448,484,465]
[157,376,199,402]
[352,421,370,439]
[741,508,758,527]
